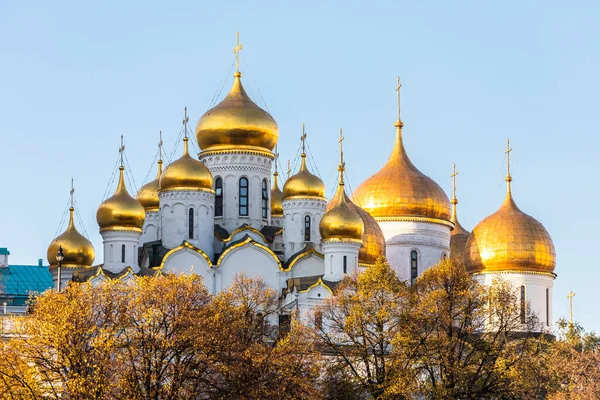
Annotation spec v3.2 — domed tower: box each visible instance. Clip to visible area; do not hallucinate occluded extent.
[320,131,365,281]
[282,129,327,259]
[466,141,556,330]
[270,148,284,227]
[449,164,471,259]
[48,181,95,290]
[160,109,215,257]
[352,79,452,282]
[96,138,146,273]
[196,35,278,232]
[137,134,163,244]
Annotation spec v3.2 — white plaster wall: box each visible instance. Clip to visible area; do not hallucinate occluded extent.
[139,211,160,245]
[161,247,213,287]
[322,241,361,282]
[159,190,215,259]
[282,198,326,259]
[271,216,283,228]
[286,253,324,279]
[217,245,280,292]
[49,267,75,292]
[200,150,274,233]
[474,272,555,331]
[101,230,142,273]
[378,220,451,282]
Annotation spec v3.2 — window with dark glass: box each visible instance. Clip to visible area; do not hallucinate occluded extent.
[188,208,194,239]
[520,285,526,323]
[411,250,418,285]
[262,179,268,219]
[121,244,126,263]
[304,215,311,242]
[546,288,549,326]
[215,177,223,217]
[239,177,249,216]
[343,255,347,274]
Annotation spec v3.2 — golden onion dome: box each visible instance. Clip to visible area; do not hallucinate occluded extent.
[97,167,146,232]
[283,154,326,200]
[320,175,364,241]
[465,178,556,274]
[196,72,279,153]
[48,207,95,267]
[352,121,451,224]
[450,198,471,258]
[271,171,283,217]
[136,160,162,211]
[159,137,213,192]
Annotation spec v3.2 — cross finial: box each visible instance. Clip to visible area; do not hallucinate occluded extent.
[505,138,512,185]
[287,159,291,179]
[338,128,345,185]
[567,291,576,326]
[234,32,243,74]
[396,76,402,123]
[119,135,125,167]
[451,163,458,202]
[183,107,189,138]
[301,124,307,154]
[158,130,163,162]
[70,178,75,209]
[274,144,279,174]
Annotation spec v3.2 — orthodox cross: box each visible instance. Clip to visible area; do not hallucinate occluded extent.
[234,32,243,73]
[396,76,402,122]
[183,107,189,138]
[70,178,75,208]
[567,291,575,326]
[119,134,125,167]
[158,130,163,162]
[287,160,291,179]
[274,144,279,174]
[451,163,458,201]
[301,124,307,154]
[505,138,512,180]
[338,128,345,184]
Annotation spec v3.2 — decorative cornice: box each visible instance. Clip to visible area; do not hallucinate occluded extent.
[99,227,143,234]
[200,148,275,159]
[471,270,557,278]
[158,187,214,194]
[376,216,455,228]
[321,238,363,245]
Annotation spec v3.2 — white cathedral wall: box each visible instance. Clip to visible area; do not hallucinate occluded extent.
[216,245,281,292]
[159,190,215,259]
[101,230,141,273]
[287,253,324,278]
[200,151,274,233]
[322,241,361,282]
[378,220,451,282]
[282,198,326,259]
[474,272,555,331]
[160,246,213,286]
[139,210,160,245]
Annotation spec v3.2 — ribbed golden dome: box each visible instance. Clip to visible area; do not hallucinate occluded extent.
[466,181,556,274]
[450,198,471,258]
[352,121,451,224]
[196,72,279,153]
[97,167,146,232]
[283,154,326,200]
[48,207,95,267]
[159,137,213,192]
[320,176,364,241]
[136,160,162,211]
[326,185,386,265]
[271,171,283,217]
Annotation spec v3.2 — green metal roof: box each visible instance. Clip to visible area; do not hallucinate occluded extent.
[0,248,10,255]
[0,265,53,304]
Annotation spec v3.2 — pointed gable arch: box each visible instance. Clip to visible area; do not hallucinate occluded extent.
[218,224,269,245]
[157,241,213,275]
[284,245,324,277]
[217,236,281,269]
[299,277,333,299]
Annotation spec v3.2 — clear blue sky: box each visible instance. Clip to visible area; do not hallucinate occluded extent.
[1,1,597,331]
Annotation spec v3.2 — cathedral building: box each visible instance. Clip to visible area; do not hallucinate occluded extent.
[46,40,556,331]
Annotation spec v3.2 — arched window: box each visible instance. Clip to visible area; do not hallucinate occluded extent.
[304,215,311,242]
[215,177,223,217]
[121,244,126,263]
[343,255,347,274]
[410,250,418,285]
[188,208,194,239]
[262,179,268,219]
[546,288,549,326]
[520,285,526,323]
[239,177,249,216]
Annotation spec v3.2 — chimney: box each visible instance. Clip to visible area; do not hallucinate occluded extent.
[38,259,43,267]
[0,248,9,268]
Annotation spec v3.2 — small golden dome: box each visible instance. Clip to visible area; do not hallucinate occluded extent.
[271,171,283,217]
[283,154,326,200]
[159,137,213,192]
[196,72,279,153]
[136,160,162,211]
[450,199,471,258]
[320,176,364,241]
[352,121,451,223]
[48,208,95,267]
[97,167,146,232]
[466,182,556,274]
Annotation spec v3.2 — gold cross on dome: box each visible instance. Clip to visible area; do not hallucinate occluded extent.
[505,138,512,177]
[274,144,279,173]
[70,178,75,208]
[119,134,125,167]
[338,127,345,167]
[451,163,458,199]
[301,124,307,154]
[183,107,189,138]
[158,130,163,161]
[287,160,291,179]
[234,32,243,73]
[396,76,402,122]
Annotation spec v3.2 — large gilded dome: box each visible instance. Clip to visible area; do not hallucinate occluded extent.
[48,207,95,267]
[159,137,213,192]
[320,176,364,241]
[271,171,283,217]
[136,159,162,211]
[466,181,556,274]
[196,72,279,153]
[352,121,451,224]
[97,167,146,232]
[283,154,326,200]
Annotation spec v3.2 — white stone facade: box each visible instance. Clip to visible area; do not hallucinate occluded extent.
[322,240,361,282]
[140,210,161,244]
[100,229,142,273]
[282,197,327,259]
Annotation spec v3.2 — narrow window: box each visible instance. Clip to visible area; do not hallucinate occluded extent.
[110,244,114,262]
[239,177,249,216]
[121,244,126,263]
[215,177,223,217]
[343,255,347,274]
[520,285,526,324]
[411,250,418,285]
[188,208,194,239]
[304,215,311,242]
[546,288,549,326]
[262,179,268,219]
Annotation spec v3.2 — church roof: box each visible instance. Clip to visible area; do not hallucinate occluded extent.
[0,264,53,305]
